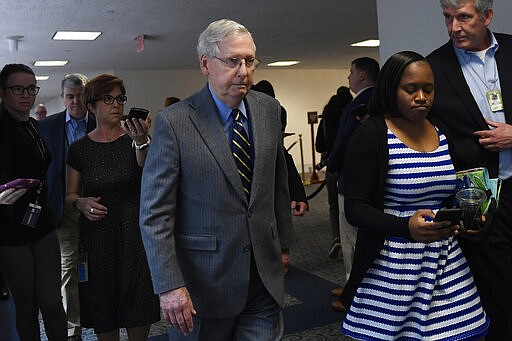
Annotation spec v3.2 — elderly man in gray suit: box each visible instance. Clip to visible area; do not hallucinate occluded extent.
[139,19,293,340]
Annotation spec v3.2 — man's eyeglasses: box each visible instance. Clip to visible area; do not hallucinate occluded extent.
[96,95,128,105]
[213,56,260,69]
[5,85,40,96]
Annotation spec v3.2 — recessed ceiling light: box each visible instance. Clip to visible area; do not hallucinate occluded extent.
[33,60,69,67]
[36,75,49,81]
[52,31,102,41]
[350,39,380,47]
[267,61,300,67]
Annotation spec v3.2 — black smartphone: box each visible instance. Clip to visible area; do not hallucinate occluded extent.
[127,107,149,120]
[434,208,462,225]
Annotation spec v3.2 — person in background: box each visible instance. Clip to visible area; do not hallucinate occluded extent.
[427,0,512,338]
[39,73,94,340]
[341,50,488,340]
[0,63,67,340]
[252,79,308,216]
[252,79,307,275]
[65,74,159,340]
[315,86,353,259]
[34,103,47,120]
[139,19,293,340]
[164,96,180,107]
[327,57,379,311]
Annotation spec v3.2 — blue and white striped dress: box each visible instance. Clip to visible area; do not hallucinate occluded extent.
[342,129,489,340]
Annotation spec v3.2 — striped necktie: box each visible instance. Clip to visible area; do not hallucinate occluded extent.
[231,109,252,199]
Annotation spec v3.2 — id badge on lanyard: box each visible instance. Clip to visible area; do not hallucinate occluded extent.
[487,89,504,112]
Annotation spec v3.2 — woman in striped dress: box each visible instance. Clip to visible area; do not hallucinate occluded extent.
[340,51,489,340]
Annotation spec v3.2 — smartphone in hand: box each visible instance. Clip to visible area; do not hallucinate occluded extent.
[434,208,462,225]
[127,107,149,120]
[0,178,40,192]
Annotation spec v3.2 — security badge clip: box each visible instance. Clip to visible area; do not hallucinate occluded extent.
[21,203,42,228]
[78,251,89,282]
[487,89,504,112]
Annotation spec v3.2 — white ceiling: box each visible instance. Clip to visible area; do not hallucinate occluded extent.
[0,0,379,103]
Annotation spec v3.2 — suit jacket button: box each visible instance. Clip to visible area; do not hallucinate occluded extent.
[243,245,250,252]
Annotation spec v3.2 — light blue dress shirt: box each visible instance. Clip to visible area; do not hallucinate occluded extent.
[208,84,253,154]
[65,112,88,147]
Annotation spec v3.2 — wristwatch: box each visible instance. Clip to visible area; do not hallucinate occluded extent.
[133,136,151,151]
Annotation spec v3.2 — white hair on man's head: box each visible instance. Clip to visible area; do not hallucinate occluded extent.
[440,0,493,19]
[61,73,88,95]
[197,19,255,59]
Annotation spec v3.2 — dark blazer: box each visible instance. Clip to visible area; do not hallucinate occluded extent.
[427,33,512,339]
[139,85,293,318]
[339,116,409,308]
[427,33,512,178]
[39,111,96,223]
[327,86,374,193]
[284,150,307,204]
[0,107,54,245]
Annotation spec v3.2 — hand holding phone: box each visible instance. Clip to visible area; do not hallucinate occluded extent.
[434,208,462,225]
[127,107,149,121]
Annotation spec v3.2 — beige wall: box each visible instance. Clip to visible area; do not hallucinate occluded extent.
[116,68,351,173]
[40,67,351,172]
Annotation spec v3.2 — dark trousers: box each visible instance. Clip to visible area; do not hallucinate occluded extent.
[0,230,67,341]
[459,179,512,340]
[167,257,283,341]
[325,171,339,241]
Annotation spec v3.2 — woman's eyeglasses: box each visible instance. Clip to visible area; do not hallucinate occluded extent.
[5,85,40,96]
[96,95,128,105]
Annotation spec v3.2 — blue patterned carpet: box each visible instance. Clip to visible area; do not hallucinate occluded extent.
[147,264,343,340]
[3,180,351,340]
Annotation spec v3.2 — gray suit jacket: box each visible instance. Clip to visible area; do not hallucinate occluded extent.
[139,85,293,318]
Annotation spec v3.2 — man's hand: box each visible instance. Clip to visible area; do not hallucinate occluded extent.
[0,188,27,205]
[291,201,308,216]
[281,251,291,275]
[160,287,197,336]
[473,119,512,152]
[408,210,456,243]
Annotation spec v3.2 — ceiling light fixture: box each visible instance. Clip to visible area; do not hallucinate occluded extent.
[6,35,23,52]
[350,39,380,47]
[36,75,50,81]
[52,31,102,41]
[33,60,69,67]
[267,61,300,67]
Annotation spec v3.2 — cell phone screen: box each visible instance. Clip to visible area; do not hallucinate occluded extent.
[127,107,149,120]
[434,208,462,225]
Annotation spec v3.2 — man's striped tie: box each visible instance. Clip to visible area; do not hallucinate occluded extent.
[231,109,252,199]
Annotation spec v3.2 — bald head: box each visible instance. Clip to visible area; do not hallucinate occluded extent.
[35,104,47,120]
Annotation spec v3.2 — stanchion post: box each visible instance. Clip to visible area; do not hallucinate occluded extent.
[299,134,305,182]
[307,111,319,183]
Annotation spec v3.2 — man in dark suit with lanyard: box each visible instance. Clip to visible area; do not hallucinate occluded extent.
[427,0,512,339]
[327,57,379,312]
[39,73,95,340]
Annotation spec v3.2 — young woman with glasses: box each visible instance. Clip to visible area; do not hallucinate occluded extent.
[0,63,67,340]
